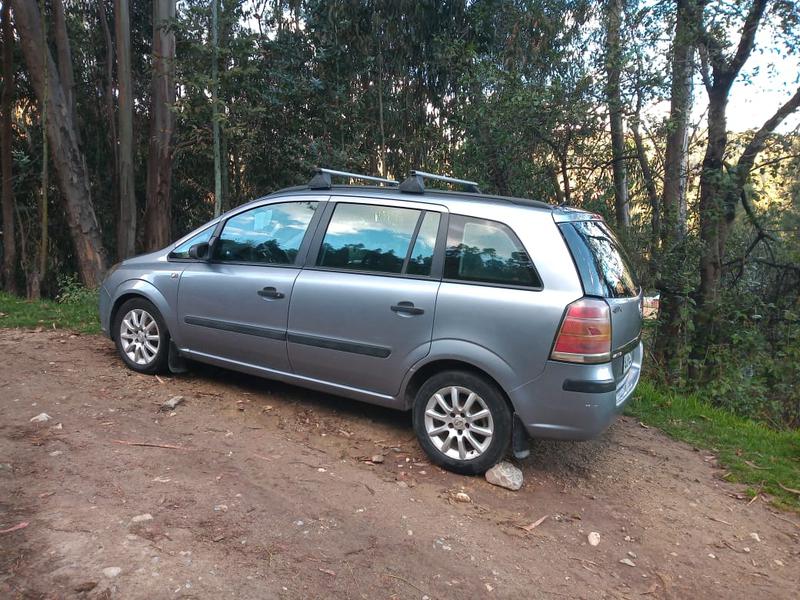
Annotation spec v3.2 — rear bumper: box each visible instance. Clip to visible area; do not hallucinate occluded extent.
[510,341,643,440]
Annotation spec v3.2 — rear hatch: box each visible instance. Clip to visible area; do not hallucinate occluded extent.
[556,215,642,377]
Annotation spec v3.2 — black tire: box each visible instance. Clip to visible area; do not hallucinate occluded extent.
[412,370,512,475]
[113,297,170,375]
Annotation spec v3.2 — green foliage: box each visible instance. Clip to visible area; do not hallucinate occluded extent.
[56,274,97,306]
[0,291,99,334]
[628,379,800,512]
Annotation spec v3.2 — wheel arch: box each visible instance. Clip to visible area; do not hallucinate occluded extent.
[108,280,174,341]
[401,344,517,415]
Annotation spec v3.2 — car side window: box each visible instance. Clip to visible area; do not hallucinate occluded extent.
[214,201,318,265]
[168,225,214,259]
[406,212,440,276]
[317,203,421,275]
[444,215,541,288]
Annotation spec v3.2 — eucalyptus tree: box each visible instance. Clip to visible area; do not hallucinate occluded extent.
[455,0,600,203]
[144,0,177,251]
[653,0,700,375]
[691,0,800,376]
[1,0,16,293]
[10,0,107,288]
[604,0,630,230]
[115,0,136,258]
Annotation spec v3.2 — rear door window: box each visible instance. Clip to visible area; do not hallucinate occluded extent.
[317,203,424,275]
[559,220,639,298]
[444,215,541,288]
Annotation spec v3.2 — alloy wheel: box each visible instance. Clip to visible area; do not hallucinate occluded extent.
[119,308,160,366]
[423,385,494,461]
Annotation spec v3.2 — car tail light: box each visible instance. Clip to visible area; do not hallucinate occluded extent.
[551,298,611,364]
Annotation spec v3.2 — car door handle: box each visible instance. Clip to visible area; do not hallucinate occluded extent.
[257,286,285,299]
[391,301,424,315]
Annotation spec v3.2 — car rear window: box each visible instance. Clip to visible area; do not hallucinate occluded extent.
[559,220,639,298]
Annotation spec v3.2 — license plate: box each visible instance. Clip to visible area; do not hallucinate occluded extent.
[623,352,632,374]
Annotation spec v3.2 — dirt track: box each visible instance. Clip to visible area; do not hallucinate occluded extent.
[1,329,798,599]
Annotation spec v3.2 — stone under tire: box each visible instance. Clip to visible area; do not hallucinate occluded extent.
[412,370,511,475]
[113,297,170,375]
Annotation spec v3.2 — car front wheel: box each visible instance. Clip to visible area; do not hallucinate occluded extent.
[113,298,170,374]
[412,370,511,475]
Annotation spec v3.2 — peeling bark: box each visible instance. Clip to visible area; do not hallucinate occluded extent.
[10,0,107,287]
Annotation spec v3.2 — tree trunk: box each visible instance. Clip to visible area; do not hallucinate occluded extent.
[211,0,222,217]
[114,0,136,259]
[98,0,119,234]
[52,0,77,130]
[652,0,696,376]
[691,0,769,376]
[10,0,107,287]
[604,0,629,230]
[1,0,17,294]
[630,111,659,245]
[144,0,176,251]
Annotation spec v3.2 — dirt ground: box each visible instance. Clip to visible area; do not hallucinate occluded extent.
[1,330,798,599]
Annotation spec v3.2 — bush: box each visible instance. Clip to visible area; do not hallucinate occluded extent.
[56,274,98,306]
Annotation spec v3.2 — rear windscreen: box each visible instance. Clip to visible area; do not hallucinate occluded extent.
[559,220,639,298]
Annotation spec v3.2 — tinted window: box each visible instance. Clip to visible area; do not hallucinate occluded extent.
[444,215,541,288]
[317,203,421,274]
[406,212,440,276]
[560,220,638,298]
[215,201,317,265]
[169,225,214,259]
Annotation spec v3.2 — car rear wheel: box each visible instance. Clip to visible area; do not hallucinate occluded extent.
[412,370,511,475]
[113,298,169,374]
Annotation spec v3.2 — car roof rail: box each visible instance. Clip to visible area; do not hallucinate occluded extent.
[308,167,398,190]
[399,170,481,194]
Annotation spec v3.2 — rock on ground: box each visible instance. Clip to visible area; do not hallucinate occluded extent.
[484,462,523,491]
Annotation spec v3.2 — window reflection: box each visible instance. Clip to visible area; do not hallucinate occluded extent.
[444,216,541,287]
[571,221,638,298]
[169,225,214,259]
[215,201,317,264]
[317,204,421,274]
[407,212,440,276]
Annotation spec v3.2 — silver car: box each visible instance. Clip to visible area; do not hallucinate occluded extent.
[99,169,643,474]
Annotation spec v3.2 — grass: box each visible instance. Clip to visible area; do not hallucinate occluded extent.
[627,379,800,511]
[0,291,101,334]
[2,290,798,511]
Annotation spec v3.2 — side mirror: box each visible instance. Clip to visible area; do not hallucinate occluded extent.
[188,242,210,260]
